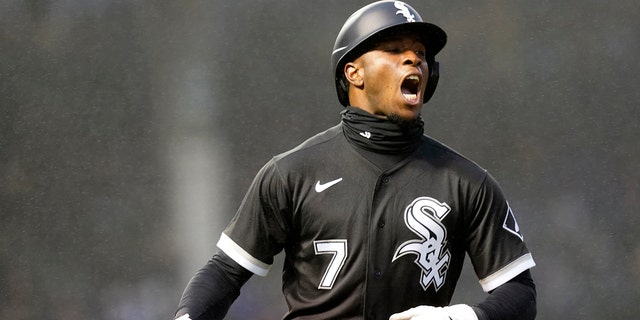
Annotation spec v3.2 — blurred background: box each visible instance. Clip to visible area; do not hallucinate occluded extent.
[1,0,638,319]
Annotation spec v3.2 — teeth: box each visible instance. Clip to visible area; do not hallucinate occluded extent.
[407,75,420,82]
[403,93,418,100]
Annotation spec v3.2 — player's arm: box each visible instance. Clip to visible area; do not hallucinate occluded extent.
[473,269,536,320]
[174,250,253,320]
[389,269,536,320]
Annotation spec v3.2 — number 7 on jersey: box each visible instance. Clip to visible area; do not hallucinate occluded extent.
[314,239,348,290]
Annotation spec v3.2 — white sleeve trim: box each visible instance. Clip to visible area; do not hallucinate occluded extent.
[217,233,271,277]
[479,253,536,292]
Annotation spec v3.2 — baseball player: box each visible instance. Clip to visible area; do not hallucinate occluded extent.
[174,1,536,319]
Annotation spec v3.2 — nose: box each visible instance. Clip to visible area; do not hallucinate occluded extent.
[402,50,423,67]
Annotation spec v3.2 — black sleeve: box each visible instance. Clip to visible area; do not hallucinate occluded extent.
[174,251,254,320]
[472,270,537,320]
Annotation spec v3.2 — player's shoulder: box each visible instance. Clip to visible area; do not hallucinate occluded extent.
[419,134,489,180]
[272,124,344,164]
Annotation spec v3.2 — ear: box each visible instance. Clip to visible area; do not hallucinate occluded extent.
[344,62,364,87]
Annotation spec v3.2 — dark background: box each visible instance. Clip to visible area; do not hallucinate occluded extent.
[1,1,638,319]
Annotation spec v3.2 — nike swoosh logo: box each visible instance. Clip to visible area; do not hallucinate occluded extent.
[314,178,343,193]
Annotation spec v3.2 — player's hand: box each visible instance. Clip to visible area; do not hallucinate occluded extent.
[389,304,478,320]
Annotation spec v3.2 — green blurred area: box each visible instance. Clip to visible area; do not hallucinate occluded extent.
[1,1,638,319]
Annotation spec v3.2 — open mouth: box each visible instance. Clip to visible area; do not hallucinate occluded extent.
[401,75,421,103]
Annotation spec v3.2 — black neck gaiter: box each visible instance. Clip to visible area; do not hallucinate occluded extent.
[341,106,424,155]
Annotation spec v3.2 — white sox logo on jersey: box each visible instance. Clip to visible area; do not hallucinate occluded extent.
[392,197,451,291]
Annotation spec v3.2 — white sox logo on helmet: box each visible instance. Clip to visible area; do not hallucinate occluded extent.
[392,197,451,291]
[394,1,416,22]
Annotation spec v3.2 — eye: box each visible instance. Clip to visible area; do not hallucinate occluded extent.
[383,46,402,54]
[415,50,426,59]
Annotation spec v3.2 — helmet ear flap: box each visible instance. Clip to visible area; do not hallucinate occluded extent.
[423,59,439,104]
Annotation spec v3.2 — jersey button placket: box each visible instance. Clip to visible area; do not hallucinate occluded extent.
[368,173,389,319]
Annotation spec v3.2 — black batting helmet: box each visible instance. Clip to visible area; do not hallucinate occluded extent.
[331,0,447,106]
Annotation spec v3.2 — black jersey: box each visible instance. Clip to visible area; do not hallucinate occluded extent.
[218,119,535,319]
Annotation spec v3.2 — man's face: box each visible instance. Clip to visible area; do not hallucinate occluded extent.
[346,34,429,122]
